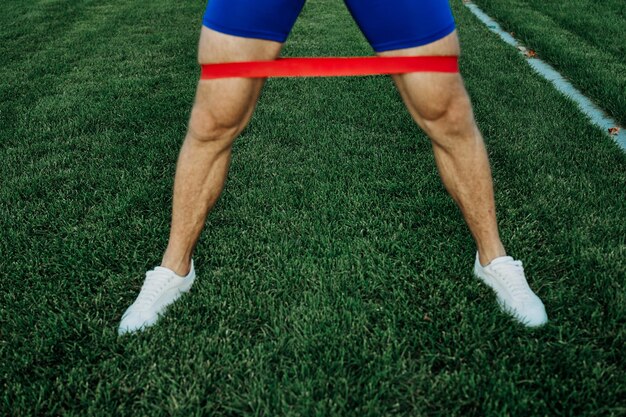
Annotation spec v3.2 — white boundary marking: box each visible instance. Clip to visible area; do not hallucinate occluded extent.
[464,2,626,151]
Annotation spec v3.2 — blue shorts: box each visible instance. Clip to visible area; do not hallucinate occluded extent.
[202,0,456,52]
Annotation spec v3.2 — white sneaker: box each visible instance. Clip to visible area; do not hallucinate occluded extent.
[118,262,196,335]
[474,254,548,327]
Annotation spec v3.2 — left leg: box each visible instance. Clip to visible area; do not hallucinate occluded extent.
[378,31,505,266]
[345,0,547,326]
[382,34,547,327]
[343,0,503,265]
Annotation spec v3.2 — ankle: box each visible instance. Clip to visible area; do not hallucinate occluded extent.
[477,245,506,267]
[160,256,192,277]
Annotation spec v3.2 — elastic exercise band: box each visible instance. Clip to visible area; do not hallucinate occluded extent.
[201,56,458,79]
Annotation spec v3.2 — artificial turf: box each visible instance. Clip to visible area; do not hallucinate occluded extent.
[1,0,625,416]
[470,0,626,127]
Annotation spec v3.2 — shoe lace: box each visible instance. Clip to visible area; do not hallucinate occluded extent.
[490,260,532,299]
[134,269,172,309]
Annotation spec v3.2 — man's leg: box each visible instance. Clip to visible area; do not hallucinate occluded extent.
[379,32,547,327]
[118,27,282,335]
[378,31,505,266]
[160,27,283,276]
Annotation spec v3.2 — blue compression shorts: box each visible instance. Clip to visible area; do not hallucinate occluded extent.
[202,0,456,53]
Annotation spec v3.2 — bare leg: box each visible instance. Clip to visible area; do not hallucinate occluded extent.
[379,31,506,266]
[161,27,283,275]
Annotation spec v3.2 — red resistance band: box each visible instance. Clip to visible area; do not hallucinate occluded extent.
[201,56,458,79]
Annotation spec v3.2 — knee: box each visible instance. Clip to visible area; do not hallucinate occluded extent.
[419,92,476,142]
[186,104,245,145]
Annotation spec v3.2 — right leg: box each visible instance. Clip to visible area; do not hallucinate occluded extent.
[119,0,305,334]
[161,26,283,275]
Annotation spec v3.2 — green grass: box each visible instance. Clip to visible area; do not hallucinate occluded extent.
[471,0,626,127]
[1,0,625,416]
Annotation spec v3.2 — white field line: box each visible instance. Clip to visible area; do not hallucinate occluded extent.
[464,2,626,151]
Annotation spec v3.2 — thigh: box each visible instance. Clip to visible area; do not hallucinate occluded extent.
[344,0,456,52]
[377,31,471,128]
[191,27,284,137]
[203,0,306,43]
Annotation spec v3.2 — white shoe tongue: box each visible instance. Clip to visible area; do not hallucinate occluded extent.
[488,256,515,266]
